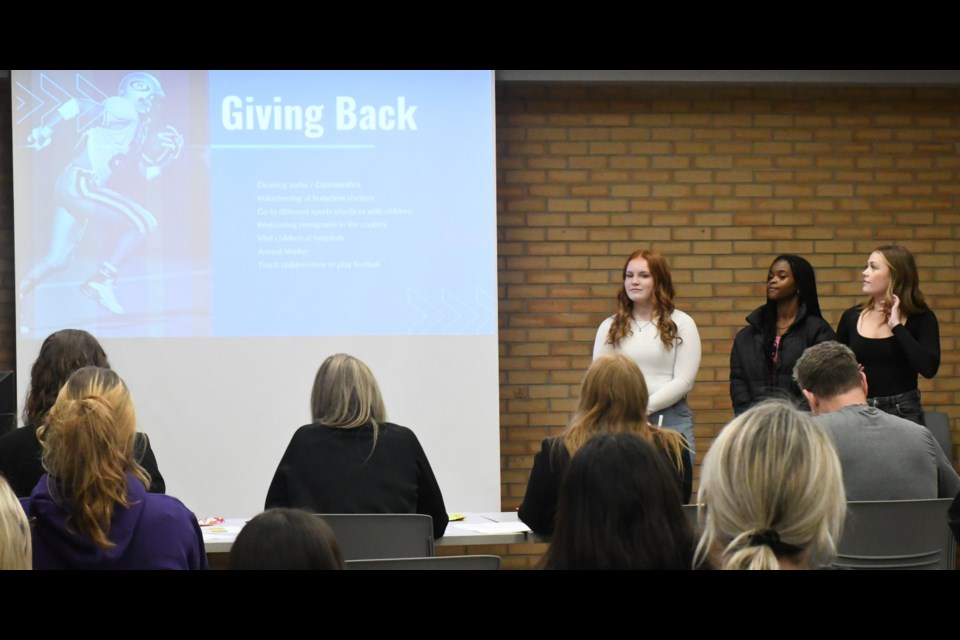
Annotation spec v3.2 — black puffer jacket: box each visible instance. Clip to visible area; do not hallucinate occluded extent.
[730,304,837,416]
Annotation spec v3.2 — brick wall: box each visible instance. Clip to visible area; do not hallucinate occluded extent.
[496,82,960,566]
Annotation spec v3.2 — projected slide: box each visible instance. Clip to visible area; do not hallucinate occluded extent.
[13,70,496,338]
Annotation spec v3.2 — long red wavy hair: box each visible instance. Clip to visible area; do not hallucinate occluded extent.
[605,249,681,350]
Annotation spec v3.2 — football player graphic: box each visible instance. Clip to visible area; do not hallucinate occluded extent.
[21,71,183,317]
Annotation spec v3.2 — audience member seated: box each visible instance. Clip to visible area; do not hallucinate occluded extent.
[541,432,695,570]
[0,476,31,570]
[229,508,345,570]
[19,367,206,570]
[0,329,164,497]
[794,341,960,500]
[695,400,846,570]
[265,353,448,539]
[519,353,692,536]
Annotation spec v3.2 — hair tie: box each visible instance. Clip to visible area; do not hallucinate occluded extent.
[749,529,781,548]
[748,529,805,555]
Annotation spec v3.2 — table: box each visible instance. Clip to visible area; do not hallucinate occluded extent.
[202,512,542,555]
[438,512,541,546]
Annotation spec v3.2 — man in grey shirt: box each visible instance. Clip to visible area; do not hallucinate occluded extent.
[794,341,960,500]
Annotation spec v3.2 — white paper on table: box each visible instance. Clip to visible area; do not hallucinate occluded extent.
[473,511,522,523]
[202,525,245,540]
[453,522,532,534]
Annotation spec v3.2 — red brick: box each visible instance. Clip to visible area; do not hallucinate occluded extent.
[490,84,960,520]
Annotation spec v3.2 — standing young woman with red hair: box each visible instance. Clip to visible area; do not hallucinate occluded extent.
[593,249,702,463]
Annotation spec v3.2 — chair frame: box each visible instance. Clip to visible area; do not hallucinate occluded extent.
[834,498,956,570]
[346,554,501,570]
[924,410,953,461]
[315,513,434,561]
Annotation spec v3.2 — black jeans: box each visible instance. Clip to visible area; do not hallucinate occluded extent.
[867,389,924,425]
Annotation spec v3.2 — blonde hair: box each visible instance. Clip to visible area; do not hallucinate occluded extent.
[39,366,149,550]
[0,476,31,570]
[695,400,846,570]
[560,353,686,472]
[311,354,387,451]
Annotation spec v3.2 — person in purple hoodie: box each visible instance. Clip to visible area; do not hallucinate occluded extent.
[19,366,206,570]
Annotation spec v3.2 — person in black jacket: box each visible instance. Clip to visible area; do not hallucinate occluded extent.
[0,329,165,496]
[265,353,448,540]
[730,255,835,416]
[519,353,692,536]
[541,433,696,570]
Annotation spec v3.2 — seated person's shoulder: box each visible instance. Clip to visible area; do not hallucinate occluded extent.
[143,493,199,526]
[376,422,422,447]
[377,421,409,435]
[879,412,929,432]
[0,426,37,451]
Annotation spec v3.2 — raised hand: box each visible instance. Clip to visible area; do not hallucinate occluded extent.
[886,294,903,328]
